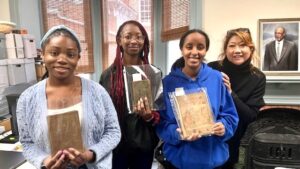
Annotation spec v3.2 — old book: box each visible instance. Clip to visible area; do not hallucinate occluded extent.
[174,91,214,138]
[123,65,163,113]
[131,79,153,110]
[47,111,84,156]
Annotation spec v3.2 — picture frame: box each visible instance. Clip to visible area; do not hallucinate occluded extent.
[258,18,300,80]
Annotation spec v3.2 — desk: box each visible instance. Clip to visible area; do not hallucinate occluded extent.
[0,131,22,151]
[0,151,26,169]
[0,131,35,169]
[17,161,35,169]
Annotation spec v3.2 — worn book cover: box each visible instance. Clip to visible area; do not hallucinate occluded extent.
[174,92,214,138]
[123,64,163,113]
[47,111,84,156]
[131,79,153,110]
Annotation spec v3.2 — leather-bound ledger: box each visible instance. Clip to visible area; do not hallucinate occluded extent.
[47,111,84,156]
[175,92,214,138]
[131,79,153,109]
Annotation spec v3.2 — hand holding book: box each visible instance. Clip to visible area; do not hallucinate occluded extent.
[46,110,95,168]
[212,122,225,136]
[176,122,225,141]
[169,88,215,139]
[62,148,95,167]
[42,150,67,169]
[133,97,153,121]
[42,148,95,168]
[47,111,84,156]
[123,64,164,113]
[176,128,202,141]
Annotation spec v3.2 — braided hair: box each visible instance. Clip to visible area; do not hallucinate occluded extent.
[111,20,150,118]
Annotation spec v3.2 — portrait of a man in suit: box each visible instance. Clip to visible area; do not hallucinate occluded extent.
[263,26,298,71]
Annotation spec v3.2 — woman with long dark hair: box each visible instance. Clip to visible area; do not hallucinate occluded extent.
[208,28,266,168]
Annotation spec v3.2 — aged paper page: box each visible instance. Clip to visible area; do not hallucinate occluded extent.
[175,92,214,137]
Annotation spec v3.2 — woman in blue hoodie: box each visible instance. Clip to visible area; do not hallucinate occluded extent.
[156,29,239,169]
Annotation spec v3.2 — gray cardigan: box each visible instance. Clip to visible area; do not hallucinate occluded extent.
[16,77,121,169]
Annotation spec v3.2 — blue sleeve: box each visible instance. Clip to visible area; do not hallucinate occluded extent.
[217,84,239,141]
[16,89,48,168]
[156,83,181,145]
[87,82,121,163]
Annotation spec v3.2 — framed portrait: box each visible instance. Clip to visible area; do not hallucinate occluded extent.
[259,18,300,80]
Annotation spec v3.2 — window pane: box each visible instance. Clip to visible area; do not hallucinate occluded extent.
[167,40,181,73]
[101,0,153,69]
[161,0,190,41]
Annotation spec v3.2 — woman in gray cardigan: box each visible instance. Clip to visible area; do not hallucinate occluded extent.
[16,25,121,169]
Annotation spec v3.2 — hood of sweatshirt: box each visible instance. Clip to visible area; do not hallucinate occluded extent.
[169,61,212,83]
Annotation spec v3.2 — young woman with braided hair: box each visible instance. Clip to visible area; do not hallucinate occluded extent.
[100,20,160,169]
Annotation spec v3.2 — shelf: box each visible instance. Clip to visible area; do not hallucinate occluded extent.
[264,95,300,105]
[266,76,300,83]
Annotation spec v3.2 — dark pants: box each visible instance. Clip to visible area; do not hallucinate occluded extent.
[162,162,223,169]
[66,164,88,169]
[218,137,240,169]
[219,121,247,169]
[162,161,178,169]
[78,164,88,169]
[112,149,154,169]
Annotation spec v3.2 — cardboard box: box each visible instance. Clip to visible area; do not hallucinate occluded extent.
[7,58,26,85]
[12,29,28,34]
[5,33,24,59]
[0,118,11,132]
[22,34,37,58]
[24,58,37,83]
[0,59,9,88]
[0,33,6,60]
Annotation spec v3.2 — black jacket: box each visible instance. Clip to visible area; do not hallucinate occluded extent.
[208,58,266,163]
[100,65,158,153]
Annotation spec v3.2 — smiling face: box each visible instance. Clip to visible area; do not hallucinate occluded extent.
[43,35,80,80]
[118,23,145,59]
[181,32,207,71]
[226,35,252,65]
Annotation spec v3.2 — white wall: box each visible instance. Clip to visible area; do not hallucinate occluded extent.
[17,0,42,45]
[0,0,10,21]
[0,0,42,47]
[202,0,300,62]
[202,0,300,105]
[0,0,11,21]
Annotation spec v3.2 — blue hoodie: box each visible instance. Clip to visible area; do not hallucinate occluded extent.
[156,63,239,169]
